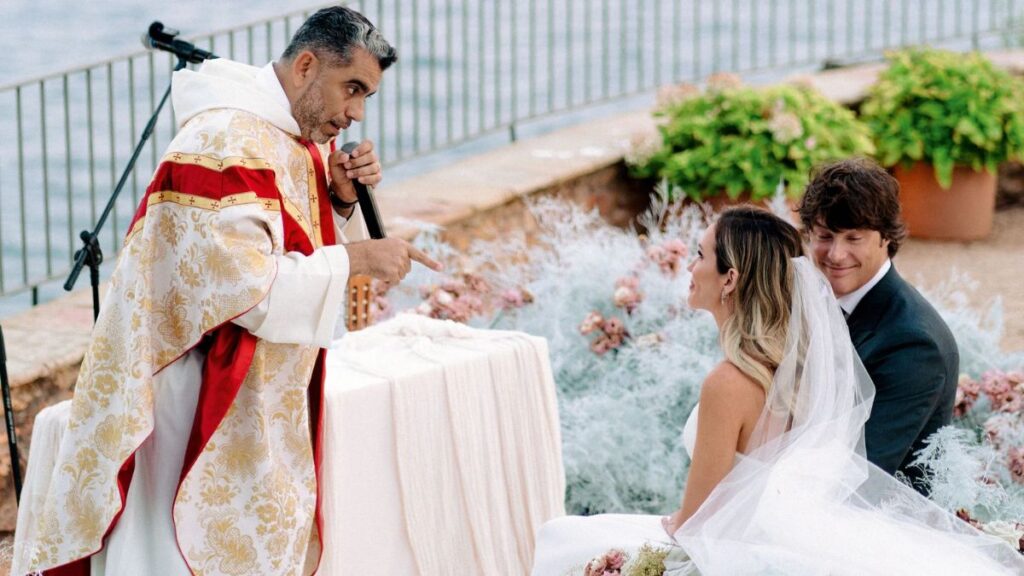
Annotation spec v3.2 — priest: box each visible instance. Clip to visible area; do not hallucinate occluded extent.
[13,6,440,575]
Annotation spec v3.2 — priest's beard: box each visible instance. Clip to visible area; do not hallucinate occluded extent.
[293,76,332,144]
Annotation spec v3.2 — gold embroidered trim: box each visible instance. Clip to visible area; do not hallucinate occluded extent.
[300,146,325,249]
[148,190,280,212]
[280,195,315,243]
[161,152,274,172]
[124,191,281,244]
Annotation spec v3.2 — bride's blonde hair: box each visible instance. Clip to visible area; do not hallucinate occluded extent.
[714,206,804,393]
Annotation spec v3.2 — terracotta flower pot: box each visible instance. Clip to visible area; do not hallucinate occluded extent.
[893,162,997,240]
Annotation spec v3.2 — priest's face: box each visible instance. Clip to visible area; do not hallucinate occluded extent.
[809,223,890,297]
[292,47,382,144]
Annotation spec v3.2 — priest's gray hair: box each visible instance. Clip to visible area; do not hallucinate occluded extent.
[282,6,397,70]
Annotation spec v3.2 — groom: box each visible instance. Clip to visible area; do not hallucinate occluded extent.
[797,158,958,492]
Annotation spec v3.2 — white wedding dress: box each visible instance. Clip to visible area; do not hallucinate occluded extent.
[530,404,708,576]
[531,258,1024,576]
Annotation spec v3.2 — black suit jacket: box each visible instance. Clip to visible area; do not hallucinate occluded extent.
[846,266,959,490]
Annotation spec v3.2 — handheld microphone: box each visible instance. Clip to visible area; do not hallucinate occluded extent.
[340,141,387,239]
[141,21,217,65]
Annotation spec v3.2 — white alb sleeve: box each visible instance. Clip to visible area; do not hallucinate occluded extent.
[233,245,350,347]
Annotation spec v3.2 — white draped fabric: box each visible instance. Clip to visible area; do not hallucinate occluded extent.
[321,314,566,576]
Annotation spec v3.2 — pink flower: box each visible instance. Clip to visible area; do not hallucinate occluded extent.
[613,278,643,314]
[590,337,612,355]
[983,415,1005,447]
[580,311,604,335]
[956,508,981,529]
[646,245,666,262]
[583,549,626,576]
[663,238,688,258]
[499,287,534,310]
[981,370,1023,413]
[954,375,982,418]
[415,272,495,324]
[603,317,626,336]
[1008,447,1024,484]
[605,549,625,569]
[655,83,700,109]
[706,72,742,92]
[464,273,491,295]
[646,239,688,276]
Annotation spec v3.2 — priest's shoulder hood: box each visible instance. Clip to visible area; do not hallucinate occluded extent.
[171,58,300,137]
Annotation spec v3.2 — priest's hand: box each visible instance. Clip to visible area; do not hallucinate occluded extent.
[345,238,443,283]
[328,139,381,212]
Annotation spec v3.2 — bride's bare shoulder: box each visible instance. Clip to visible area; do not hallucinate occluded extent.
[700,361,766,405]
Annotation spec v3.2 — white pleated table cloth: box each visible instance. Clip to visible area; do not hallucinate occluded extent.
[319,314,566,575]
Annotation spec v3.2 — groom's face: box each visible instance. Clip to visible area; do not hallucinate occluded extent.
[809,224,890,297]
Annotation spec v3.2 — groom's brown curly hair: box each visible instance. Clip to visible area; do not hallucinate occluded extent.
[797,157,907,257]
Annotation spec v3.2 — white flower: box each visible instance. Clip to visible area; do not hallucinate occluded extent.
[978,521,1024,549]
[656,83,700,109]
[434,290,454,306]
[768,112,804,144]
[625,131,662,167]
[706,72,742,92]
[635,332,665,348]
[415,302,433,316]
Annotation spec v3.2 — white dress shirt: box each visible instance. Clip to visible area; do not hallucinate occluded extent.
[837,258,891,317]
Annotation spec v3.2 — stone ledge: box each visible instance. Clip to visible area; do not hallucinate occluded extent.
[376,110,655,229]
[788,49,1024,106]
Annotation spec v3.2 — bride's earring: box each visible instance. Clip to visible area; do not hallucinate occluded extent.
[720,289,727,305]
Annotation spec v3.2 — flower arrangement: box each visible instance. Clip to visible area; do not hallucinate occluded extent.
[583,548,626,576]
[567,544,691,576]
[860,48,1024,188]
[956,510,1024,554]
[579,311,631,355]
[628,74,874,201]
[913,366,1024,537]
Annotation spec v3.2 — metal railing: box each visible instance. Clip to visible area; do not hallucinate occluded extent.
[1,0,1023,310]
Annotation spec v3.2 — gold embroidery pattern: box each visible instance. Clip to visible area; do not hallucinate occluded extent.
[148,190,281,212]
[161,152,274,172]
[300,145,325,249]
[125,191,282,245]
[177,341,320,575]
[13,108,317,575]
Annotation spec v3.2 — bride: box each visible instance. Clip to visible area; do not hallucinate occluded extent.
[531,206,1024,575]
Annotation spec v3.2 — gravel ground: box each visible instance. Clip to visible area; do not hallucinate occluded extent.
[896,205,1024,353]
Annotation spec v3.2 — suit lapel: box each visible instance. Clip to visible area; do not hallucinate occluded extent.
[846,266,903,346]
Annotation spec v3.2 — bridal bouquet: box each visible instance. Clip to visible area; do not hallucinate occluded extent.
[565,544,693,576]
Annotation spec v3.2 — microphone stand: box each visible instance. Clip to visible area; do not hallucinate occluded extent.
[25,20,217,506]
[64,22,216,322]
[1,324,22,504]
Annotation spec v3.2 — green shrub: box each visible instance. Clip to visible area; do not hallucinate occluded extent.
[629,75,874,201]
[861,48,1024,188]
